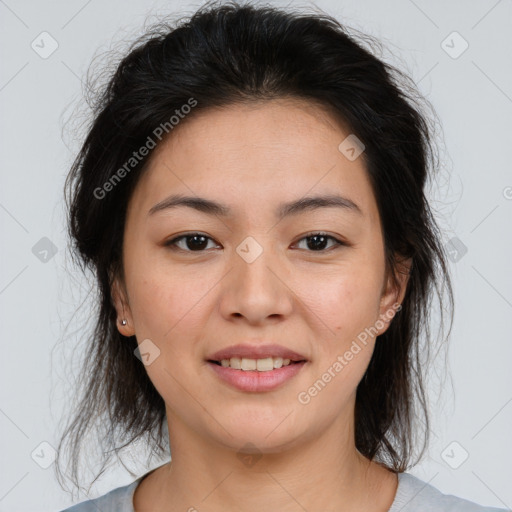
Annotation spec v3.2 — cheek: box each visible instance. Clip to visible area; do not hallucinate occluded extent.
[125,255,216,348]
[306,267,383,341]
[299,268,383,400]
[124,266,211,398]
[298,272,381,412]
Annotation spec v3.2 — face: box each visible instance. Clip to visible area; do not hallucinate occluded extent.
[113,98,409,454]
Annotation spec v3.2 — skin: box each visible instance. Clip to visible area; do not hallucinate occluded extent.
[112,98,411,512]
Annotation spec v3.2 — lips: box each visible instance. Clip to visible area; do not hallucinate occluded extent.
[207,343,308,363]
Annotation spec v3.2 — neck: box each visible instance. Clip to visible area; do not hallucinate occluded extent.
[135,407,398,512]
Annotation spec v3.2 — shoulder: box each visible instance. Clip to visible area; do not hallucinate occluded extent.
[389,472,509,512]
[58,478,141,512]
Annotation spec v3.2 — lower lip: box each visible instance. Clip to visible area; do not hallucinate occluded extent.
[207,361,307,392]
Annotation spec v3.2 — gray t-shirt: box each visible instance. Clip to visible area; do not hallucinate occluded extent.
[59,470,509,511]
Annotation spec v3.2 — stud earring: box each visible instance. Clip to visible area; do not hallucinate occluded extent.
[121,319,127,326]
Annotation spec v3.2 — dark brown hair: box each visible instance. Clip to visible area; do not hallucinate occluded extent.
[55,0,454,496]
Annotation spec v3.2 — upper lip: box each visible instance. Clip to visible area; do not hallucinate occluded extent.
[207,343,308,362]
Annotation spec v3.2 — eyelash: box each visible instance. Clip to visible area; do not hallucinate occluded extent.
[164,232,346,253]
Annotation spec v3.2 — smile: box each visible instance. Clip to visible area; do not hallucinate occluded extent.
[206,359,308,392]
[209,356,304,371]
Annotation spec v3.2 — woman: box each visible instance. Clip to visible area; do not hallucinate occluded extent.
[56,2,507,511]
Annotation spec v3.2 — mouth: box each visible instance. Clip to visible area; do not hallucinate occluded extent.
[206,358,308,392]
[207,356,307,372]
[205,343,309,391]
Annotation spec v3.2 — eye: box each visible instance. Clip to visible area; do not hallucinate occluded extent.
[293,232,345,252]
[164,231,346,253]
[164,233,219,252]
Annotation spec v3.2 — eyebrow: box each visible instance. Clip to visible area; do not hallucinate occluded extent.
[148,193,363,219]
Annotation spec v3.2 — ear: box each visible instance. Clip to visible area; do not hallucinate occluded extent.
[111,276,135,337]
[376,256,412,336]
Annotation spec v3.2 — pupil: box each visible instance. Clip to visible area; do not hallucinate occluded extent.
[187,235,208,251]
[307,235,327,250]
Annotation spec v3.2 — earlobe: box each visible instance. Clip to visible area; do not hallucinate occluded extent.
[111,277,135,337]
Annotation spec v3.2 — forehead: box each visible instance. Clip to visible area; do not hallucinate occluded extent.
[127,99,379,225]
[154,97,351,162]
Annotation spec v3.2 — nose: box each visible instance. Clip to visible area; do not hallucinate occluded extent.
[217,239,294,325]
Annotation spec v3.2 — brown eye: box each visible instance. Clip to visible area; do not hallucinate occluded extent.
[164,231,345,253]
[165,233,218,252]
[294,232,345,252]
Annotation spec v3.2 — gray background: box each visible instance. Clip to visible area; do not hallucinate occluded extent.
[0,0,511,510]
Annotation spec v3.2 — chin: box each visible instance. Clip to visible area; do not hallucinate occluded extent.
[208,415,307,453]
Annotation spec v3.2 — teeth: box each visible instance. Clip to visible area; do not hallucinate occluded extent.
[230,357,242,370]
[218,356,297,371]
[241,358,257,370]
[256,358,273,371]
